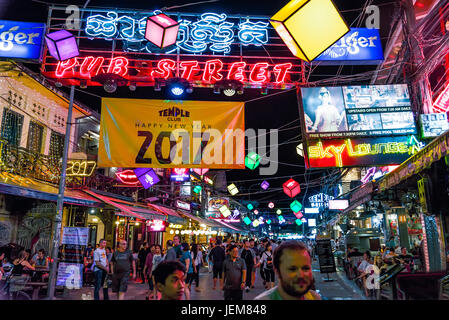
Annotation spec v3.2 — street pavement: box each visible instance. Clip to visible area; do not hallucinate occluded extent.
[55,257,366,300]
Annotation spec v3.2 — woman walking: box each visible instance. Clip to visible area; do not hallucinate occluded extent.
[190,244,204,292]
[260,243,275,289]
[151,245,164,299]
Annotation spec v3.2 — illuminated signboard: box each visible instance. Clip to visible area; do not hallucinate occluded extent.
[206,197,230,218]
[176,200,191,211]
[133,168,160,189]
[305,136,423,168]
[0,20,45,60]
[314,28,384,65]
[301,84,416,139]
[149,219,166,232]
[328,199,349,210]
[432,83,449,113]
[304,207,320,214]
[84,11,269,54]
[203,176,214,185]
[308,218,317,227]
[419,113,449,138]
[66,160,97,177]
[42,7,304,89]
[170,168,190,182]
[308,193,334,208]
[49,56,293,87]
[115,170,140,185]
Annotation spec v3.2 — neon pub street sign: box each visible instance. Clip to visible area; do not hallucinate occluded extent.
[85,11,269,54]
[306,136,423,168]
[52,56,293,86]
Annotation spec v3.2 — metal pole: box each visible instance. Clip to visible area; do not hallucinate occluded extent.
[47,84,75,299]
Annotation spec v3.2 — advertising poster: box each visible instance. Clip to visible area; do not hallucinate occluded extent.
[98,99,245,168]
[305,136,420,168]
[420,113,449,138]
[62,227,89,246]
[0,20,45,60]
[206,197,230,219]
[301,84,416,139]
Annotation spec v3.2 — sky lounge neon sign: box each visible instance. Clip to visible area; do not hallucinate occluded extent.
[85,11,269,54]
[54,56,293,85]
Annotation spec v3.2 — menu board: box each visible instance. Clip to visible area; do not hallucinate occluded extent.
[301,84,416,139]
[316,239,336,274]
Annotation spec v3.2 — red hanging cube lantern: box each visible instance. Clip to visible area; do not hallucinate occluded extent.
[145,13,180,49]
[294,211,303,219]
[283,178,301,198]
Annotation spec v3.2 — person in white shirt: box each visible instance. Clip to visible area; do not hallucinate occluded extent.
[93,239,109,300]
[355,251,373,297]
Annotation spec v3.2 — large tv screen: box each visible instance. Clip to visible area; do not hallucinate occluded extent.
[301,84,416,139]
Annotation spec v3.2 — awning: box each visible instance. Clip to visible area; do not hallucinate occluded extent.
[213,219,243,232]
[84,190,166,221]
[176,210,205,224]
[379,129,449,192]
[147,204,185,224]
[0,176,103,207]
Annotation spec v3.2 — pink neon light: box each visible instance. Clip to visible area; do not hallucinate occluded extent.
[227,61,246,81]
[273,63,293,84]
[107,57,129,76]
[116,170,140,185]
[80,56,104,78]
[203,59,224,82]
[173,168,188,175]
[249,62,269,83]
[55,58,78,78]
[150,219,166,231]
[152,59,176,79]
[180,61,200,80]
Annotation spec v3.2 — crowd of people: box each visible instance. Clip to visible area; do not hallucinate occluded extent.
[343,235,425,298]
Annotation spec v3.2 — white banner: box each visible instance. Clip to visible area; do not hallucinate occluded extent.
[62,227,89,246]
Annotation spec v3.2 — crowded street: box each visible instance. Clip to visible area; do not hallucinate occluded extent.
[1,0,449,311]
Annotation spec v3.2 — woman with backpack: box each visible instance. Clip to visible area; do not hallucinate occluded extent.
[260,243,275,289]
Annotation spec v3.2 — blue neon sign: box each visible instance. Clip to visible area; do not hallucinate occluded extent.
[0,20,45,60]
[314,28,384,65]
[84,11,269,54]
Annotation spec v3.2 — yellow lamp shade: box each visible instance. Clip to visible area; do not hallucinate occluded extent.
[270,0,349,62]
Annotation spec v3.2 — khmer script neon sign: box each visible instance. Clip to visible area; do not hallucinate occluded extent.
[85,11,269,54]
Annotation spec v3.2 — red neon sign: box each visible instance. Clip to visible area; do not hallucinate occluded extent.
[116,170,140,185]
[433,83,449,113]
[54,56,294,86]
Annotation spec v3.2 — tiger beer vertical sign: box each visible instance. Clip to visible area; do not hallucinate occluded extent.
[98,99,245,168]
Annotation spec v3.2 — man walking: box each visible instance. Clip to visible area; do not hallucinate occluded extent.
[249,239,259,288]
[209,240,226,290]
[254,240,321,300]
[240,240,256,292]
[173,235,183,259]
[110,240,136,300]
[164,240,177,261]
[222,245,246,301]
[93,239,109,300]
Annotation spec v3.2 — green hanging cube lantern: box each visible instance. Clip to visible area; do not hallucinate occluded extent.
[247,203,254,210]
[245,152,261,170]
[290,200,302,213]
[266,219,272,225]
[243,216,252,225]
[295,219,303,226]
[193,185,202,194]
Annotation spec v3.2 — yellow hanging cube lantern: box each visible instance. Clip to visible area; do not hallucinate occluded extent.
[270,0,349,62]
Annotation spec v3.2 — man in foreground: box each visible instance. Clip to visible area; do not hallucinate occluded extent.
[153,260,186,300]
[254,240,321,300]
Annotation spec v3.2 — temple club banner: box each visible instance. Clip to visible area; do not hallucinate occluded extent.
[98,99,245,168]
